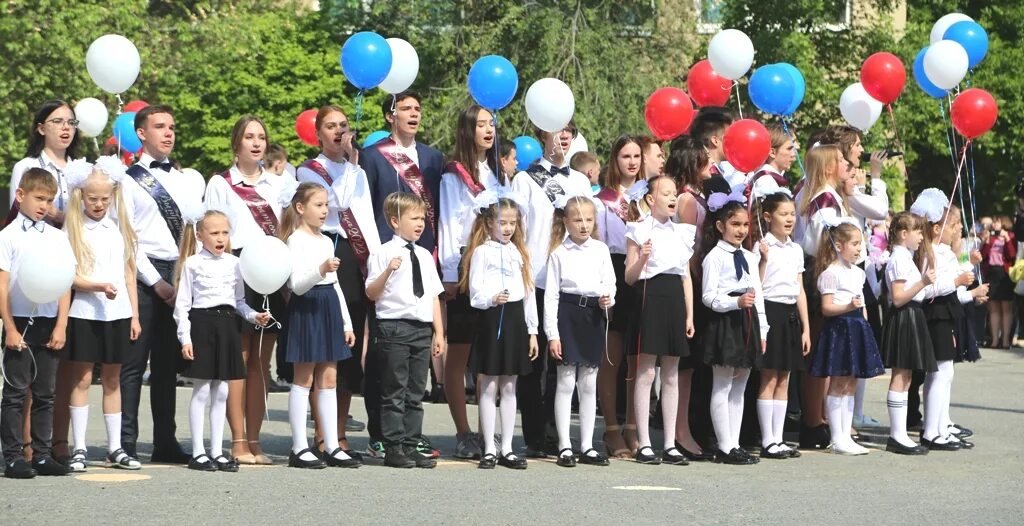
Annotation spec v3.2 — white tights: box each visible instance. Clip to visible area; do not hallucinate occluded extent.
[634,354,679,451]
[554,364,599,455]
[710,366,750,452]
[189,380,228,458]
[479,375,517,456]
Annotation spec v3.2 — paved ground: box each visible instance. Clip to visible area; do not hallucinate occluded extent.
[3,347,1022,525]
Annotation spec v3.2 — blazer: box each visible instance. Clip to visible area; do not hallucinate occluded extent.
[359,141,444,253]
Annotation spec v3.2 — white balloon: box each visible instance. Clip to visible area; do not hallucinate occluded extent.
[240,236,292,296]
[924,40,969,90]
[17,245,75,305]
[379,38,419,94]
[73,98,109,138]
[708,29,755,80]
[839,83,883,132]
[525,78,575,132]
[930,12,974,44]
[566,131,589,161]
[86,34,141,94]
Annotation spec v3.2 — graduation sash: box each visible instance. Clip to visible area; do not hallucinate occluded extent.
[524,161,567,204]
[126,164,185,244]
[595,187,628,223]
[445,161,485,197]
[301,159,370,274]
[220,169,278,237]
[375,137,437,237]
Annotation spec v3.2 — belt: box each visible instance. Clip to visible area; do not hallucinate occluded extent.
[192,305,236,315]
[559,292,602,308]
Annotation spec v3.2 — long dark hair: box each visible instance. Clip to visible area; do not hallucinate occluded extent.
[699,200,747,264]
[603,135,644,191]
[665,135,709,192]
[26,100,80,159]
[451,104,500,186]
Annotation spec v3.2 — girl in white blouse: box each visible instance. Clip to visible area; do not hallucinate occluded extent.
[459,192,538,470]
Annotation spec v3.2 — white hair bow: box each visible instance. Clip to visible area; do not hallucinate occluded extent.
[471,186,527,216]
[94,156,126,184]
[278,178,300,210]
[64,159,94,190]
[707,187,746,212]
[553,192,591,210]
[822,215,859,229]
[625,179,648,203]
[753,185,792,201]
[910,188,948,223]
[178,198,207,226]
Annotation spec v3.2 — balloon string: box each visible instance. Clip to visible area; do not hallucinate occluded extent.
[781,118,806,178]
[939,101,974,267]
[355,90,364,124]
[0,308,38,391]
[496,242,505,341]
[115,94,124,115]
[257,294,280,422]
[886,104,904,153]
[492,111,503,186]
[938,141,971,241]
[733,82,744,119]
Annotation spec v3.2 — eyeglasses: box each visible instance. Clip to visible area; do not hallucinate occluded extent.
[44,118,79,128]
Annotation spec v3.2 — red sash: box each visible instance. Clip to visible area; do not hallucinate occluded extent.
[220,169,278,237]
[301,159,371,275]
[444,161,485,196]
[595,187,628,223]
[375,138,438,239]
[810,191,843,216]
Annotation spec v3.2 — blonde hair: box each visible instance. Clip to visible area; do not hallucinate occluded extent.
[278,182,328,242]
[383,191,426,228]
[175,210,231,288]
[797,144,843,216]
[458,199,532,294]
[815,222,861,278]
[548,197,600,255]
[64,170,137,278]
[915,203,959,271]
[627,175,675,222]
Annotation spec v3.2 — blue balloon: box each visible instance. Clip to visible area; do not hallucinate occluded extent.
[913,47,947,98]
[341,31,393,90]
[112,111,141,152]
[776,63,805,116]
[362,130,390,149]
[748,64,794,116]
[468,55,518,111]
[512,136,542,171]
[944,21,988,69]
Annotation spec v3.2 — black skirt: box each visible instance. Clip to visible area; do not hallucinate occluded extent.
[554,293,606,368]
[446,292,479,344]
[608,254,637,333]
[923,293,978,362]
[703,294,761,369]
[180,306,245,380]
[279,284,353,364]
[65,317,131,365]
[985,265,1015,301]
[882,301,937,372]
[758,301,805,372]
[469,300,533,376]
[626,274,689,357]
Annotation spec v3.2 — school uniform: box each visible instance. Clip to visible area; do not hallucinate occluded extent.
[7,152,75,226]
[366,236,443,449]
[810,263,884,379]
[794,187,847,328]
[467,240,538,376]
[173,249,258,380]
[65,215,133,365]
[359,138,443,251]
[543,237,616,368]
[882,245,936,372]
[701,240,769,368]
[595,187,635,335]
[0,215,75,463]
[758,233,805,371]
[847,178,889,342]
[924,243,980,362]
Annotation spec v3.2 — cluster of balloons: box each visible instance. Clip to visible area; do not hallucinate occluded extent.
[748,63,805,116]
[916,14,988,96]
[840,52,907,132]
[340,32,420,94]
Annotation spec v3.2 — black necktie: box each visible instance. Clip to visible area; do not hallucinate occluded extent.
[150,159,173,171]
[407,243,424,298]
[21,218,43,233]
[549,165,569,176]
[732,249,748,281]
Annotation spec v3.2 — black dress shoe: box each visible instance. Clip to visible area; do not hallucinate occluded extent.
[288,449,327,469]
[953,438,975,449]
[949,424,974,438]
[921,437,962,451]
[5,459,36,479]
[799,424,831,450]
[498,452,527,470]
[556,448,576,467]
[760,444,790,460]
[324,448,362,468]
[785,447,802,458]
[32,456,71,476]
[676,442,714,462]
[715,448,757,465]
[478,453,497,469]
[885,438,928,455]
[523,446,548,459]
[635,446,661,465]
[151,445,191,464]
[578,448,609,466]
[188,454,218,472]
[213,455,240,472]
[661,447,689,466]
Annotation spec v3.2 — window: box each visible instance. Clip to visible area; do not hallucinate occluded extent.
[695,0,852,34]
[611,0,657,37]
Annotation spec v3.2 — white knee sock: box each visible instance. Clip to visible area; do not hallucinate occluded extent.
[854,378,867,419]
[104,413,122,454]
[826,395,847,447]
[728,368,750,450]
[479,376,498,456]
[757,399,774,448]
[317,388,348,459]
[923,362,953,441]
[659,358,679,451]
[554,365,576,454]
[189,381,212,458]
[208,381,228,458]
[772,400,789,450]
[498,376,517,455]
[887,390,914,447]
[288,384,316,460]
[842,395,855,438]
[70,405,89,453]
[710,367,735,451]
[577,366,598,453]
[937,361,955,430]
[634,355,657,450]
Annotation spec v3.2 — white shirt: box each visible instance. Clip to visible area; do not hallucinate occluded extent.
[10,152,74,211]
[468,240,538,334]
[886,245,927,304]
[69,215,132,321]
[543,237,617,340]
[0,214,75,318]
[438,161,500,282]
[760,233,805,304]
[594,188,628,254]
[702,240,769,340]
[748,164,784,198]
[296,154,381,255]
[817,262,866,307]
[173,249,257,345]
[393,138,420,167]
[122,153,207,286]
[795,187,847,257]
[203,166,284,249]
[847,177,888,263]
[718,161,742,188]
[366,236,444,323]
[624,215,696,280]
[926,243,974,304]
[510,158,592,287]
[285,229,353,331]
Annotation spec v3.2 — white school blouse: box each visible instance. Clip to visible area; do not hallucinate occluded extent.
[69,215,132,321]
[817,262,866,307]
[10,152,75,211]
[886,245,927,304]
[173,249,257,346]
[366,236,444,323]
[543,237,617,341]
[438,161,500,282]
[467,240,538,334]
[925,243,975,305]
[295,154,381,255]
[702,240,769,340]
[760,233,804,305]
[794,186,847,257]
[285,229,353,331]
[203,166,284,249]
[0,215,75,318]
[624,215,696,280]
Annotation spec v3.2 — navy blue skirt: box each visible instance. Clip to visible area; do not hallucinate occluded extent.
[555,293,606,368]
[279,284,352,364]
[810,310,884,379]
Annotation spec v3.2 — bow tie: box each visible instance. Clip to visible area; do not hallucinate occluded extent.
[21,218,44,233]
[150,160,173,171]
[548,165,569,177]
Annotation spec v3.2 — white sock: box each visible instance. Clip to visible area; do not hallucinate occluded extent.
[208,381,228,459]
[938,361,955,431]
[728,368,750,451]
[923,363,952,441]
[772,400,789,449]
[554,365,576,454]
[189,380,211,458]
[479,376,498,456]
[289,384,316,460]
[318,388,349,460]
[842,395,855,439]
[634,355,657,450]
[70,405,89,453]
[577,366,598,453]
[498,376,517,455]
[757,400,775,448]
[826,395,848,448]
[659,357,680,451]
[887,390,915,447]
[854,378,867,419]
[710,367,735,451]
[104,413,122,454]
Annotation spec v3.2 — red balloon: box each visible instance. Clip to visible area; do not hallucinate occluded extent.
[295,109,319,147]
[951,88,998,139]
[686,60,732,107]
[644,87,695,141]
[723,119,771,173]
[123,100,149,113]
[859,52,906,105]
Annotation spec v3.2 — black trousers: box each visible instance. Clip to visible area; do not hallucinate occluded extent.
[329,234,368,395]
[517,288,557,451]
[376,319,432,447]
[908,369,925,425]
[1,317,59,461]
[121,258,180,450]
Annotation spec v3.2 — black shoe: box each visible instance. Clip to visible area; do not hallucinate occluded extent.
[921,437,962,451]
[478,453,497,469]
[523,446,548,459]
[288,449,327,469]
[151,444,191,464]
[403,446,437,469]
[715,448,757,465]
[949,424,974,438]
[5,458,36,479]
[953,438,975,449]
[760,443,790,460]
[31,456,71,476]
[188,454,217,472]
[635,446,661,465]
[799,424,831,450]
[885,437,928,456]
[212,455,240,472]
[676,442,714,462]
[345,416,366,433]
[384,446,415,469]
[740,448,760,464]
[556,448,576,468]
[498,452,527,470]
[325,448,362,468]
[661,447,689,466]
[785,447,802,458]
[578,448,609,466]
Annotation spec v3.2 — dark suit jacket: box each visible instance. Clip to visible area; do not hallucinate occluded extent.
[359,141,445,252]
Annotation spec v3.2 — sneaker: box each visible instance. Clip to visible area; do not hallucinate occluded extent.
[5,458,36,479]
[365,441,385,458]
[384,446,415,469]
[32,456,72,476]
[454,433,481,460]
[267,378,290,393]
[415,437,441,459]
[852,414,882,427]
[405,446,437,469]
